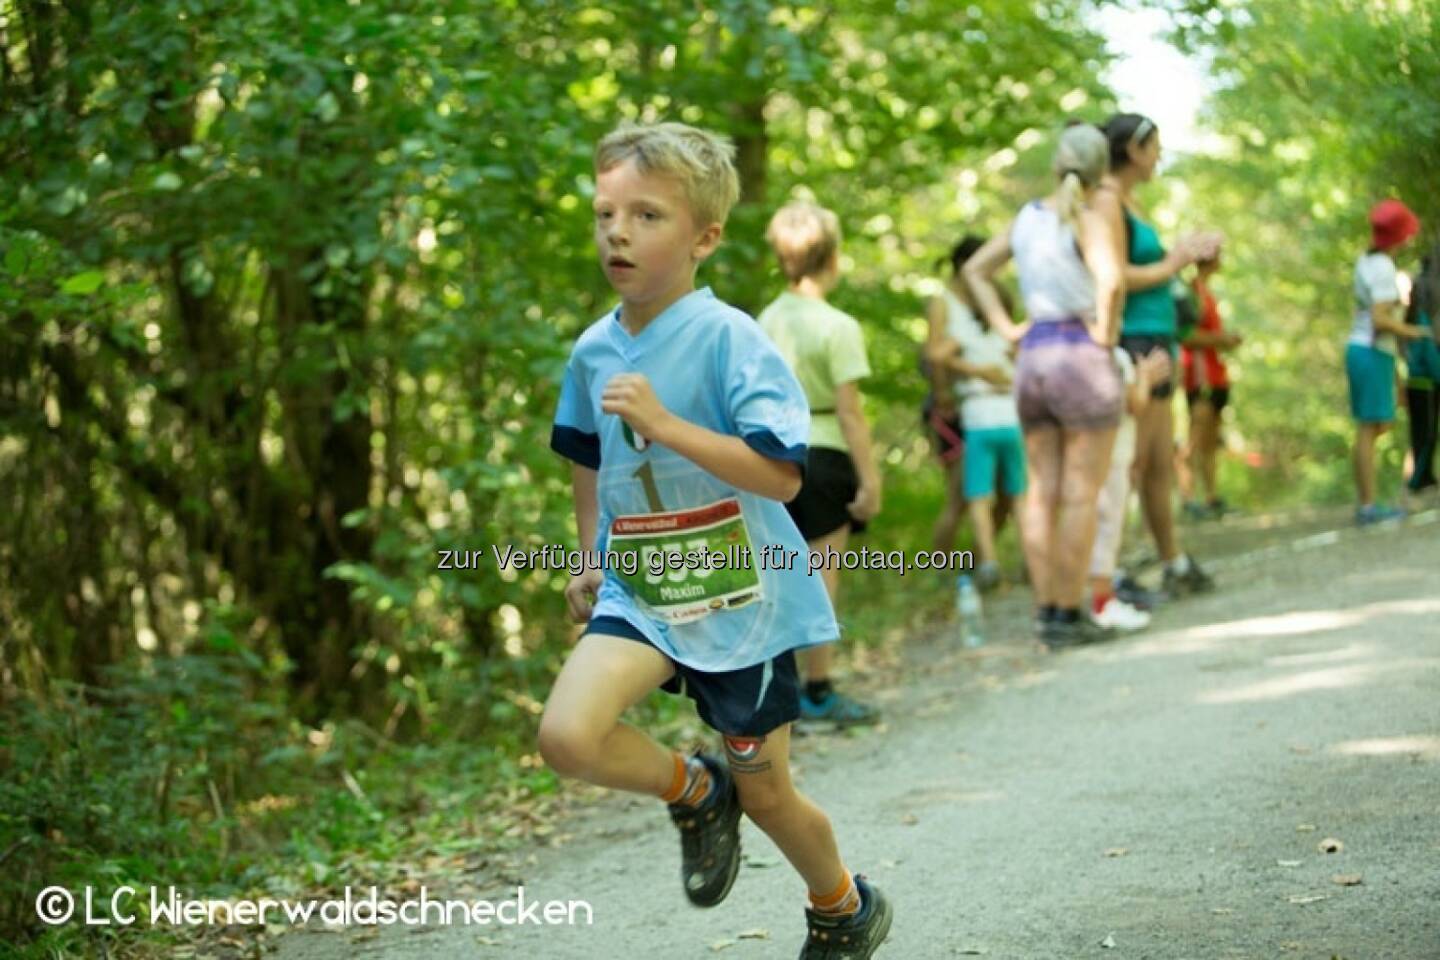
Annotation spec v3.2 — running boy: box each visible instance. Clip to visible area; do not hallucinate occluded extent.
[542,121,892,958]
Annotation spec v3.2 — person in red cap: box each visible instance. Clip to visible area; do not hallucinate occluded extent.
[1346,199,1427,524]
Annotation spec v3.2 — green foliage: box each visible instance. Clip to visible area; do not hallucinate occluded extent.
[1154,0,1438,506]
[0,0,1113,717]
[0,1,1115,947]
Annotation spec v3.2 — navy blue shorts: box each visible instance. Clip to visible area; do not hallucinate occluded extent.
[583,616,802,737]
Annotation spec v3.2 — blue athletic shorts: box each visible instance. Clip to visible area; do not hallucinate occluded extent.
[582,616,801,737]
[1345,343,1396,423]
[962,426,1027,500]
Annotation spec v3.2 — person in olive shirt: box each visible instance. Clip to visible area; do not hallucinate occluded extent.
[1095,113,1221,598]
[758,200,883,728]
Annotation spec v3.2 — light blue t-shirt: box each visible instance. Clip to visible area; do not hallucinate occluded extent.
[550,287,840,672]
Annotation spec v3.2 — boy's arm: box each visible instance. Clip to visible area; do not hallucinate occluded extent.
[835,381,881,520]
[602,373,802,502]
[656,421,803,502]
[572,464,599,551]
[564,464,603,623]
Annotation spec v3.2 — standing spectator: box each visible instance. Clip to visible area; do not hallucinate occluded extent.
[963,122,1125,647]
[758,200,883,727]
[1347,200,1426,524]
[1181,253,1243,519]
[922,241,983,556]
[927,237,1022,590]
[931,271,1025,592]
[1095,113,1221,597]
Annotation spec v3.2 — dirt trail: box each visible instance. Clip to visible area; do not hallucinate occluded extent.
[275,509,1440,959]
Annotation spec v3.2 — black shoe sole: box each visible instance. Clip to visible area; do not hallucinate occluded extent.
[679,790,743,908]
[864,892,894,957]
[685,824,741,908]
[798,890,894,959]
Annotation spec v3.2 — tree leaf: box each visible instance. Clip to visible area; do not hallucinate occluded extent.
[60,271,105,295]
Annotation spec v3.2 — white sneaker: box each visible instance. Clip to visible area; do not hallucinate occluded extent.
[1093,596,1151,633]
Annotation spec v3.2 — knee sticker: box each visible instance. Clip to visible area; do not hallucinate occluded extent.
[723,735,771,774]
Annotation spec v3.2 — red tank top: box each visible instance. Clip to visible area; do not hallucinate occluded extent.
[1182,278,1230,391]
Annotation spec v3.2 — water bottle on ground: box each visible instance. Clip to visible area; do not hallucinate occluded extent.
[956,574,984,648]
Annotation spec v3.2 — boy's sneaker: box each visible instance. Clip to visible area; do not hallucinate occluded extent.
[975,561,1002,593]
[799,875,893,959]
[667,753,742,907]
[799,690,880,729]
[1092,596,1151,633]
[1162,555,1215,597]
[1040,616,1114,650]
[1356,504,1405,526]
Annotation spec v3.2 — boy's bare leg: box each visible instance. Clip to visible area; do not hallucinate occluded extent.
[539,633,678,795]
[724,724,847,896]
[797,524,849,685]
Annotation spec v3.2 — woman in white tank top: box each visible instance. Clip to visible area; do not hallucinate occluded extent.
[960,122,1125,648]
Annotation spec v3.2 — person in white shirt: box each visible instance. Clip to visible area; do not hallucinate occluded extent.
[929,282,1024,590]
[1346,199,1426,524]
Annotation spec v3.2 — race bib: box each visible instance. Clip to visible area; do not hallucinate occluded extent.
[608,498,762,624]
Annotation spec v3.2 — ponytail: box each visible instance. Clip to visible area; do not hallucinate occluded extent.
[1056,170,1086,233]
[1051,123,1109,231]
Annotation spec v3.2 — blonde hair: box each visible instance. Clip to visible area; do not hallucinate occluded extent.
[1053,123,1110,231]
[765,201,841,282]
[594,122,741,228]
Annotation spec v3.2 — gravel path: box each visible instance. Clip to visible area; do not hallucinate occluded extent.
[274,510,1440,959]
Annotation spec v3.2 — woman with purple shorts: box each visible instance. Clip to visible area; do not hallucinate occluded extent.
[963,123,1125,647]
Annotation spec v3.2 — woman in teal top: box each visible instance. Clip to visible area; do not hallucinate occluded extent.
[1122,209,1182,337]
[1094,113,1221,598]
